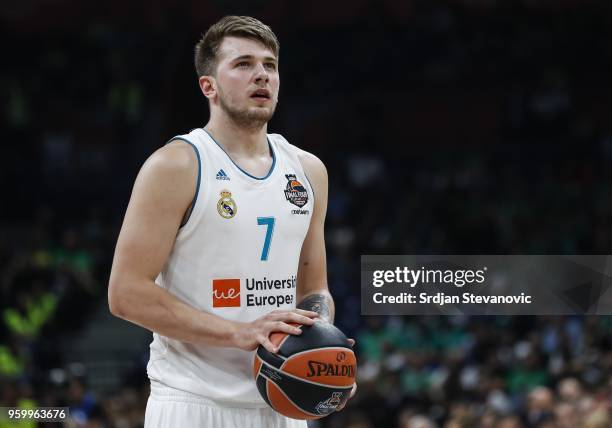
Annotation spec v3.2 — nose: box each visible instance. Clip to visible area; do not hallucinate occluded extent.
[254,63,269,83]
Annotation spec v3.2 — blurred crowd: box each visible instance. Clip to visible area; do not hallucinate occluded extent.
[2,0,612,427]
[324,316,612,428]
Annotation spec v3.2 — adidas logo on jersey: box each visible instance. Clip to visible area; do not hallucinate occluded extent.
[216,169,230,180]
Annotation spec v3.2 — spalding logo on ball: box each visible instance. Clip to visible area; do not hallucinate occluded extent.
[253,321,356,420]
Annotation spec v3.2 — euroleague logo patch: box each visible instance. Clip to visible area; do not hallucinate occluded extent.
[284,174,309,214]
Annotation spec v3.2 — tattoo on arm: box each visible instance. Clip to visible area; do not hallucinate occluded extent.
[297,293,332,322]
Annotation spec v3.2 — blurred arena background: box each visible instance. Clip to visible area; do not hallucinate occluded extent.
[2,0,612,427]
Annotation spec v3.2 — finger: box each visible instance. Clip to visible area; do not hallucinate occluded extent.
[286,312,317,325]
[347,338,355,347]
[269,321,303,336]
[337,383,357,411]
[270,311,317,325]
[258,335,278,354]
[292,309,319,318]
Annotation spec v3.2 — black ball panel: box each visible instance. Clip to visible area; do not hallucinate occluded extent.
[279,321,352,357]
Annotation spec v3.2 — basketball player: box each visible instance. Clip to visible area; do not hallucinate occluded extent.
[108,16,355,427]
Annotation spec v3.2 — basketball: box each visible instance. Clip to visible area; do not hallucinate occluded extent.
[253,321,356,420]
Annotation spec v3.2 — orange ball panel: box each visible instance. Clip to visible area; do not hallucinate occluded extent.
[253,355,262,379]
[268,323,299,347]
[267,380,320,420]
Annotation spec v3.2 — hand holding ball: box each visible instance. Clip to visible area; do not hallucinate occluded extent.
[253,321,356,419]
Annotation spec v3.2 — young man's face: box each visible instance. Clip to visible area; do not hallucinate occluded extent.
[213,36,280,128]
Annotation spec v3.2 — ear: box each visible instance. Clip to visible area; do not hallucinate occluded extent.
[199,75,216,100]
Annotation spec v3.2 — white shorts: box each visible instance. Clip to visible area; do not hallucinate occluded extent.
[144,384,308,428]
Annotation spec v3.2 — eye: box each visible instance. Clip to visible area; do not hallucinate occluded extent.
[236,61,250,68]
[264,62,277,71]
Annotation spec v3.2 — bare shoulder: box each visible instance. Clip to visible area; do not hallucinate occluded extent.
[271,133,327,180]
[143,140,198,176]
[133,140,199,210]
[297,149,328,216]
[297,149,327,184]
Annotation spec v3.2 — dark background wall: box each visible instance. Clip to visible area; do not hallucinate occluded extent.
[1,1,611,427]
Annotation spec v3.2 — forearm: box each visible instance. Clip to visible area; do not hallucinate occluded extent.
[296,289,335,323]
[109,278,239,346]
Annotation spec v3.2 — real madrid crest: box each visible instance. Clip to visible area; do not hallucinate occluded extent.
[217,189,237,219]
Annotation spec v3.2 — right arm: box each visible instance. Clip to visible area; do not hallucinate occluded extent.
[108,141,316,353]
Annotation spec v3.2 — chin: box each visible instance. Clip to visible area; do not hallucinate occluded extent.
[222,102,276,128]
[248,107,275,121]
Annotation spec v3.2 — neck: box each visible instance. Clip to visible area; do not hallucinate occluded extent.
[205,113,269,157]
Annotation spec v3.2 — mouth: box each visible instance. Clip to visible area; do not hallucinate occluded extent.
[250,89,271,100]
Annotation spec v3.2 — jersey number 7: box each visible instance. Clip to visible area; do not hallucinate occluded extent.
[257,217,275,261]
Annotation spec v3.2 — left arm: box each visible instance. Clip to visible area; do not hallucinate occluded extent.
[295,152,335,323]
[296,152,357,409]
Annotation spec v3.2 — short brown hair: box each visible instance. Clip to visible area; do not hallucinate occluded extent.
[194,16,279,77]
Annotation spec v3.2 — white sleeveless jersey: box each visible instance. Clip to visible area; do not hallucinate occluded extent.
[147,128,314,406]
